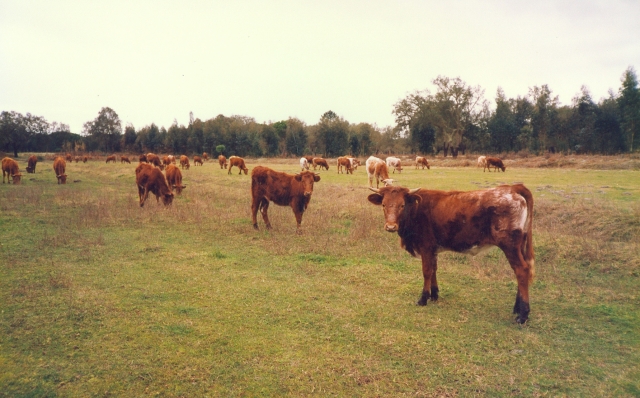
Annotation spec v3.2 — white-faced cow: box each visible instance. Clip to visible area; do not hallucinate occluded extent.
[415,156,430,170]
[251,166,320,233]
[367,184,535,324]
[386,156,403,173]
[300,157,310,171]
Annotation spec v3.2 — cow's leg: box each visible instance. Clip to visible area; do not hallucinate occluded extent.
[137,184,144,205]
[140,187,150,207]
[502,247,532,324]
[292,202,304,234]
[251,197,262,229]
[417,252,437,305]
[259,199,272,229]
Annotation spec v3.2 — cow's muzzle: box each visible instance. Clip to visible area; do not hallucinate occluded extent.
[304,191,312,197]
[384,223,398,232]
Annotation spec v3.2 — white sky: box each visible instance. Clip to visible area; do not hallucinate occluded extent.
[1,0,639,134]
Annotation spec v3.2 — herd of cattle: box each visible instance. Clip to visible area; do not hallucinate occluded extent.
[2,152,534,323]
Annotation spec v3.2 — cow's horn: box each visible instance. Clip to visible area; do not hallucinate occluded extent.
[409,188,421,194]
[368,187,380,193]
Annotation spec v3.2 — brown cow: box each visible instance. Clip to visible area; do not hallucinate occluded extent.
[121,156,131,164]
[228,156,248,175]
[251,166,321,233]
[82,156,88,163]
[26,155,38,173]
[135,163,174,207]
[139,154,148,163]
[415,156,430,170]
[218,155,228,169]
[65,153,72,162]
[106,155,116,163]
[167,155,176,164]
[162,156,172,166]
[74,156,81,163]
[146,153,164,170]
[193,156,203,166]
[349,158,361,170]
[367,184,534,324]
[366,156,393,188]
[165,164,187,195]
[2,157,22,184]
[179,155,190,170]
[484,157,506,172]
[202,152,209,162]
[337,156,353,174]
[312,158,329,171]
[53,157,67,184]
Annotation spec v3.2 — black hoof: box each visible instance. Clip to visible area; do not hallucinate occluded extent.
[416,291,429,306]
[431,287,439,301]
[515,315,528,324]
[253,224,259,230]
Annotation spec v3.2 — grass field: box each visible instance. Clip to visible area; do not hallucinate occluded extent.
[1,155,639,396]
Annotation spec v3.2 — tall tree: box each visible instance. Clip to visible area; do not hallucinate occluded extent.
[488,88,518,152]
[83,107,122,152]
[529,85,559,152]
[284,118,307,157]
[0,111,49,157]
[315,111,349,157]
[618,67,640,152]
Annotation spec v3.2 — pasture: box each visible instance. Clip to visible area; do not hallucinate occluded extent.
[1,155,639,396]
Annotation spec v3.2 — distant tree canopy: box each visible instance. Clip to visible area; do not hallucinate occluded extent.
[3,67,639,157]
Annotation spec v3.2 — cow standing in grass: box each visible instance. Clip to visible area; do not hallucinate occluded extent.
[415,156,430,170]
[366,156,393,188]
[2,157,22,184]
[53,157,67,184]
[218,155,228,169]
[26,155,38,173]
[228,156,248,175]
[135,163,174,207]
[121,156,131,164]
[367,184,534,324]
[165,164,186,195]
[106,155,116,163]
[193,156,203,166]
[485,157,506,172]
[312,158,329,171]
[251,166,320,233]
[386,156,403,173]
[337,156,353,174]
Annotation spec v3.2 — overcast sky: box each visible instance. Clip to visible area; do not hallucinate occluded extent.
[1,0,639,134]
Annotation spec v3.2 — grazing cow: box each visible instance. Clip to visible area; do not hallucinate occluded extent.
[415,156,430,170]
[193,156,203,166]
[337,156,353,174]
[83,156,88,163]
[53,156,67,184]
[2,157,22,184]
[366,156,393,188]
[477,156,487,169]
[146,153,164,170]
[386,156,403,173]
[106,155,116,163]
[312,158,329,171]
[65,153,72,162]
[26,155,38,173]
[349,158,361,170]
[162,156,172,166]
[135,163,174,207]
[179,155,190,170]
[367,184,534,324]
[484,157,506,172]
[300,157,310,171]
[139,154,148,163]
[165,164,187,194]
[228,156,248,175]
[218,155,228,169]
[202,152,209,162]
[74,156,81,163]
[251,166,321,233]
[121,156,131,164]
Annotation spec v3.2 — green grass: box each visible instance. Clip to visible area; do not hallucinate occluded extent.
[1,157,639,396]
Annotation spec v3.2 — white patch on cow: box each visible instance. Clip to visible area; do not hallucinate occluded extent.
[463,244,493,256]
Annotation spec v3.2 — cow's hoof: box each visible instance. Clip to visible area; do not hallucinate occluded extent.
[253,224,259,230]
[515,315,528,325]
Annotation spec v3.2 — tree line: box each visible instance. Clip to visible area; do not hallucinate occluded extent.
[2,67,639,158]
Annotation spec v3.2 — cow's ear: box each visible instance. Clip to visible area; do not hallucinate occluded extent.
[367,193,383,205]
[294,174,302,181]
[407,193,421,206]
[313,174,321,182]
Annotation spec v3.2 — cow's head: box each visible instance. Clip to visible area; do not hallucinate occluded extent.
[162,192,174,206]
[295,171,321,197]
[57,174,67,184]
[173,184,187,195]
[382,178,394,187]
[11,173,22,184]
[242,166,249,175]
[26,166,34,173]
[367,186,421,232]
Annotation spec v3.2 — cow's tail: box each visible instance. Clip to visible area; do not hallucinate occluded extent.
[516,184,535,282]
